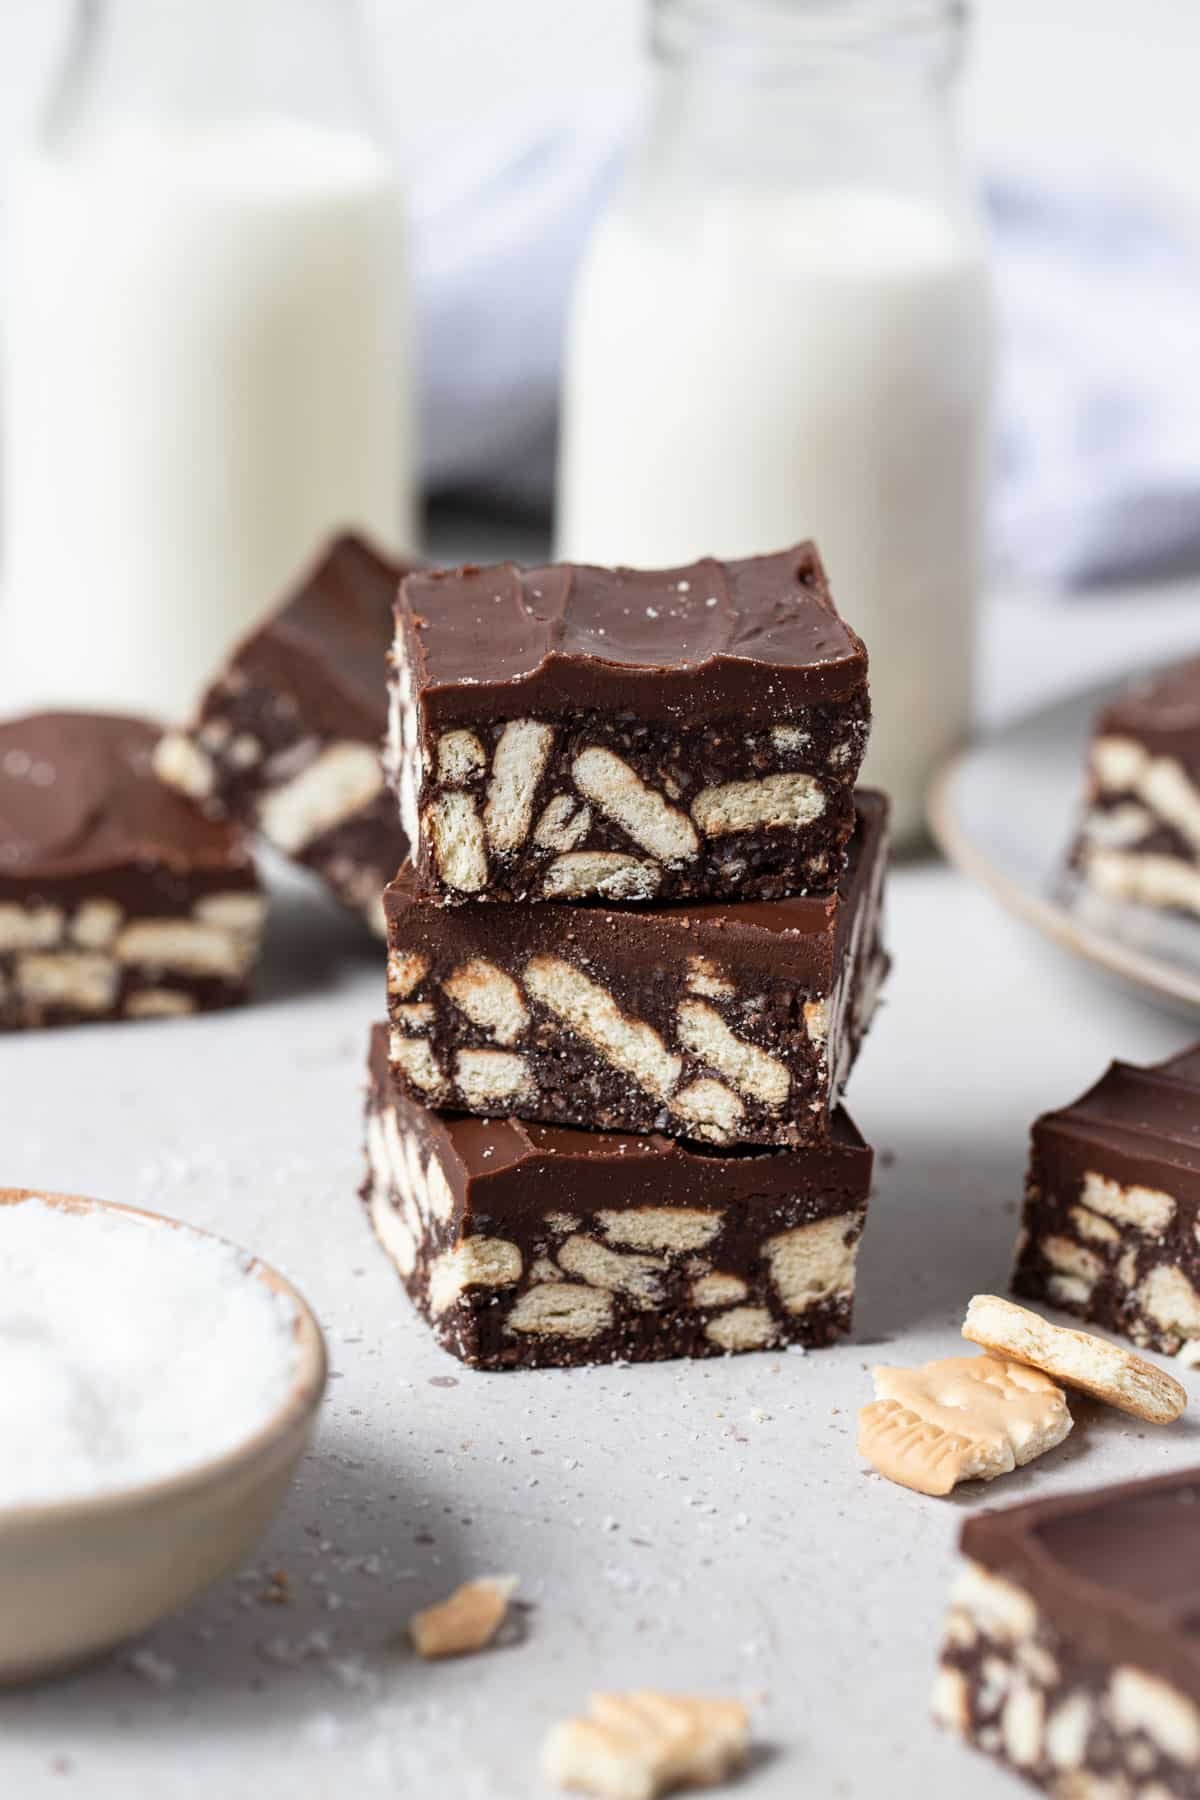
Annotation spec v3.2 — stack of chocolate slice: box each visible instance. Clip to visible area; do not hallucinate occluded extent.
[364,544,890,1369]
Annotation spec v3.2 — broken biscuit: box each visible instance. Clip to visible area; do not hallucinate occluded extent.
[858,1355,1072,1497]
[962,1292,1187,1425]
[541,1690,750,1800]
[408,1574,517,1659]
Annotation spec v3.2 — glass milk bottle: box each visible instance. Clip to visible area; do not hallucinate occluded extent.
[2,0,414,721]
[557,0,991,847]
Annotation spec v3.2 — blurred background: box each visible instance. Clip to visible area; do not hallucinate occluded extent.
[1,0,1198,844]
[5,3,1200,251]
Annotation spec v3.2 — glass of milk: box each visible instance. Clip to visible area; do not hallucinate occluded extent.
[557,0,992,848]
[2,0,414,720]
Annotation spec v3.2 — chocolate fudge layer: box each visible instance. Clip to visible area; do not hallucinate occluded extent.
[1071,654,1200,918]
[934,1469,1200,1795]
[1013,1045,1200,1357]
[156,534,411,936]
[389,543,869,905]
[384,791,888,1149]
[0,713,262,1029]
[362,1024,873,1370]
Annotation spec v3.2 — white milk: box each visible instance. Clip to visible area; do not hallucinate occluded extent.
[2,119,411,720]
[557,188,991,844]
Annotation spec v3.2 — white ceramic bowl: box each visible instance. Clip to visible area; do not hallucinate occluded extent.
[0,1187,327,1685]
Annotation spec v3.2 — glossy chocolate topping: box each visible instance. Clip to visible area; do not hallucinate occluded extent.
[963,1467,1200,1700]
[222,533,411,739]
[1036,1046,1200,1174]
[0,712,250,880]
[397,543,868,724]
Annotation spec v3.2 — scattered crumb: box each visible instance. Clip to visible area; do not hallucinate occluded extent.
[749,1407,771,1425]
[125,1646,177,1688]
[258,1568,291,1606]
[409,1575,518,1660]
[329,1654,380,1696]
[260,1628,334,1667]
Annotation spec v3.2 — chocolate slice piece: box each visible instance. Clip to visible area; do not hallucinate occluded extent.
[0,712,262,1029]
[155,534,412,936]
[362,1023,873,1370]
[389,543,869,905]
[383,790,888,1149]
[934,1468,1200,1793]
[1013,1045,1200,1357]
[1070,654,1200,918]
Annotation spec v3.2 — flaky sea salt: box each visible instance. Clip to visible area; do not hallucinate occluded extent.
[0,1197,299,1507]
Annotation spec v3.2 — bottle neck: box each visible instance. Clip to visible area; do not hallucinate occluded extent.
[46,0,377,143]
[652,0,965,82]
[630,0,971,224]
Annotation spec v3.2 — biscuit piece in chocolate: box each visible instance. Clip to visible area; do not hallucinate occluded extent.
[0,712,262,1029]
[1070,655,1200,918]
[389,543,869,905]
[383,791,888,1149]
[156,534,411,936]
[362,1023,873,1370]
[934,1468,1200,1794]
[1013,1045,1200,1358]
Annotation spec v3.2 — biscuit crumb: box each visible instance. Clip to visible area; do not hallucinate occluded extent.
[408,1574,518,1660]
[542,1690,750,1799]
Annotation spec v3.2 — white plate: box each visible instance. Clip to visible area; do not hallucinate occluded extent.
[928,669,1200,1014]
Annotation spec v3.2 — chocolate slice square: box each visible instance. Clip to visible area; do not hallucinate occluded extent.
[1070,655,1200,918]
[156,533,411,936]
[389,543,869,905]
[362,1023,873,1370]
[1013,1046,1200,1357]
[934,1468,1200,1794]
[0,712,262,1028]
[383,790,888,1149]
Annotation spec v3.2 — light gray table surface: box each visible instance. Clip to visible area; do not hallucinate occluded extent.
[2,572,1200,1800]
